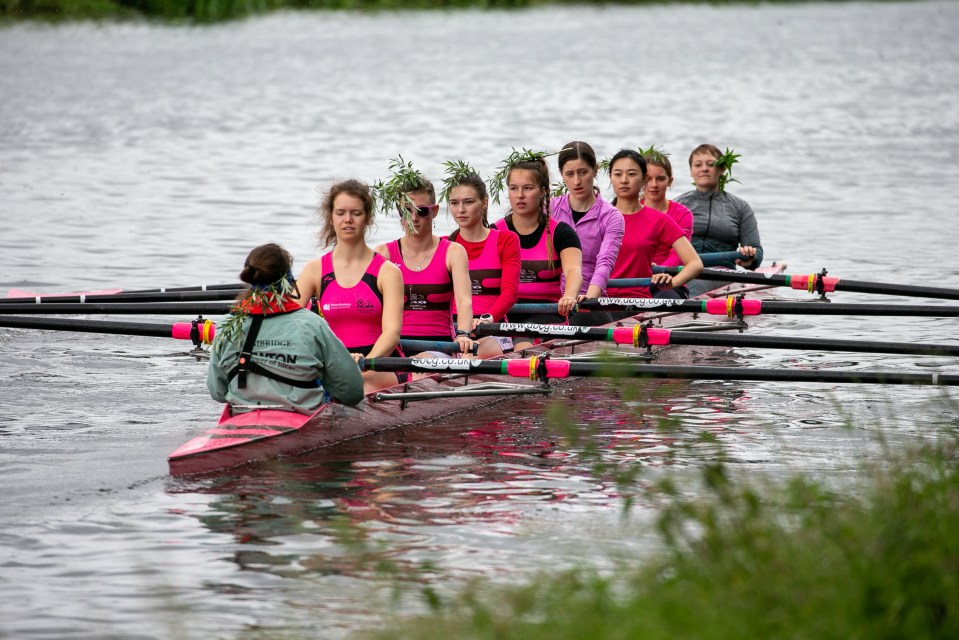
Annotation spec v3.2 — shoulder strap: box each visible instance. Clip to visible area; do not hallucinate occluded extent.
[228,314,321,390]
[236,316,263,389]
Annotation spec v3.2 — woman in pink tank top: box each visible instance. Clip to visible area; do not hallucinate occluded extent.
[297,179,405,394]
[374,175,475,357]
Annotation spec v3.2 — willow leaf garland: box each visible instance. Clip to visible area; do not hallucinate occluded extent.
[439,159,480,203]
[371,155,427,234]
[213,276,298,351]
[487,147,555,205]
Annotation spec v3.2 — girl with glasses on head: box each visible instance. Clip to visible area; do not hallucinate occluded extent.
[296,179,405,394]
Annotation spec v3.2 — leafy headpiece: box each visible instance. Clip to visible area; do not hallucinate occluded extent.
[214,275,298,350]
[371,155,428,233]
[439,159,481,203]
[487,147,554,205]
[713,147,741,192]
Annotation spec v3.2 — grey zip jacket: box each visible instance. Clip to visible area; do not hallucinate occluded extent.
[207,306,364,413]
[675,189,763,270]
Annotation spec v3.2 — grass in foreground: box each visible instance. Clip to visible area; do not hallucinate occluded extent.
[358,431,959,639]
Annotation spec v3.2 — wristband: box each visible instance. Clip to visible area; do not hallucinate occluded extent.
[455,330,469,337]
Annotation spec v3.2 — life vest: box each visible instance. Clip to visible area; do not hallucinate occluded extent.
[387,237,454,339]
[316,251,385,350]
[492,218,561,302]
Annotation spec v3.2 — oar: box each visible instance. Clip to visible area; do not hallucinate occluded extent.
[0,316,468,355]
[644,267,959,301]
[0,302,233,315]
[474,323,959,357]
[0,316,216,343]
[5,283,246,300]
[4,298,959,318]
[0,289,246,305]
[509,298,959,318]
[360,356,959,386]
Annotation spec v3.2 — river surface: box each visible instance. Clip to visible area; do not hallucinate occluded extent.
[2,2,959,638]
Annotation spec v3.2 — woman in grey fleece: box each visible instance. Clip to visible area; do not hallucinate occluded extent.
[675,143,763,298]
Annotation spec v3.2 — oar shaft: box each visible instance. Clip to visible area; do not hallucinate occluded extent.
[656,268,959,301]
[0,303,233,315]
[124,283,246,294]
[475,323,959,357]
[0,315,177,338]
[361,357,959,386]
[0,289,245,305]
[576,298,959,317]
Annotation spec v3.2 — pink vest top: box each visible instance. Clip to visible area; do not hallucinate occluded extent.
[452,228,503,317]
[493,218,561,302]
[387,237,454,338]
[317,251,385,350]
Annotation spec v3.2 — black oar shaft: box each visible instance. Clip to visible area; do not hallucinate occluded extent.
[658,267,959,301]
[834,279,959,300]
[0,290,244,305]
[124,283,245,294]
[0,316,175,338]
[476,323,959,357]
[362,357,959,386]
[0,303,232,315]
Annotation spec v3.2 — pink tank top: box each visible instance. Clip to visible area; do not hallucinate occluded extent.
[387,237,454,338]
[317,252,385,350]
[452,228,502,316]
[493,218,561,302]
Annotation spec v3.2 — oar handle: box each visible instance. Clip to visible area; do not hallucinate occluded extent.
[399,339,478,356]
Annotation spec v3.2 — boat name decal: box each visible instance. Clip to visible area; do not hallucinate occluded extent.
[597,298,680,307]
[499,323,583,335]
[413,358,475,371]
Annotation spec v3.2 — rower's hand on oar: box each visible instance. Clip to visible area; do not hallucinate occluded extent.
[351,353,365,365]
[735,245,757,267]
[471,313,494,330]
[651,273,674,289]
[454,334,474,356]
[558,295,577,317]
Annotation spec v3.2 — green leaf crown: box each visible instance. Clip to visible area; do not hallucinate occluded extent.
[371,155,427,233]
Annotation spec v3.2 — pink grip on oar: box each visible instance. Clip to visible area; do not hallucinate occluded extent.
[611,326,671,347]
[171,320,216,344]
[790,274,839,294]
[505,357,572,380]
[704,297,762,317]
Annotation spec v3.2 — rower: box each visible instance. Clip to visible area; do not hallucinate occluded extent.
[445,165,521,359]
[296,179,406,394]
[207,243,364,413]
[550,140,624,325]
[675,143,764,298]
[639,147,696,299]
[374,174,475,358]
[607,148,703,316]
[491,154,582,351]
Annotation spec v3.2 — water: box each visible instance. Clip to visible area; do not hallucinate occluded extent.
[2,2,959,637]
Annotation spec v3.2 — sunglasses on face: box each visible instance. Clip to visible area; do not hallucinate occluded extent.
[413,204,438,217]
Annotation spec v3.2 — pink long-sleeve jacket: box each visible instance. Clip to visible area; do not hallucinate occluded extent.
[549,193,624,296]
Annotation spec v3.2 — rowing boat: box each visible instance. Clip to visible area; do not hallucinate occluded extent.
[167,264,788,475]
